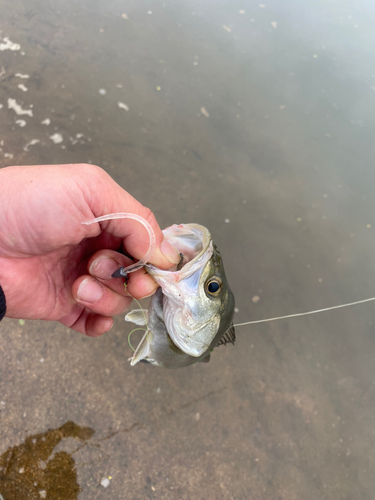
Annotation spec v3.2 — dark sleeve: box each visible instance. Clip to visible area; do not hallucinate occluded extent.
[0,284,6,321]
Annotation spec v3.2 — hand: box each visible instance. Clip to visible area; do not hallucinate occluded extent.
[0,164,180,336]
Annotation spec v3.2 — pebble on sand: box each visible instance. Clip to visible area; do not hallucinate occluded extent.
[118,102,130,111]
[200,107,209,117]
[49,133,63,144]
[101,478,110,488]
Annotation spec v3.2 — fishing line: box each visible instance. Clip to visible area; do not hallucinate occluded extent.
[123,283,149,352]
[128,327,147,352]
[233,296,375,327]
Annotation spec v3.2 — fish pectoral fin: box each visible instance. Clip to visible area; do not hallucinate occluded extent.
[125,309,149,326]
[130,330,152,366]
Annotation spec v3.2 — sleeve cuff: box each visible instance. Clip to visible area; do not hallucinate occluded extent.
[0,284,6,321]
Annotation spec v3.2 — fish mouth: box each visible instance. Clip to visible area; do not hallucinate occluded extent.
[146,223,212,282]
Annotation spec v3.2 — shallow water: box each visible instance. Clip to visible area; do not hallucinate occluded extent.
[1,0,375,498]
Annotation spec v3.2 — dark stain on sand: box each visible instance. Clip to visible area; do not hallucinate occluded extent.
[0,421,94,500]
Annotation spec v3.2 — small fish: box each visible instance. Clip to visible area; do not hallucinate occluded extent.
[126,223,235,368]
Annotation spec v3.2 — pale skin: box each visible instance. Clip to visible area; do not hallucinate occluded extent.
[0,164,180,336]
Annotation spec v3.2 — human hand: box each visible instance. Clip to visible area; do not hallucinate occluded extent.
[0,164,180,336]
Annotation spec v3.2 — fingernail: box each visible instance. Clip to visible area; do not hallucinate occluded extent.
[89,256,119,279]
[77,278,104,303]
[105,318,114,332]
[160,239,181,264]
[140,287,158,299]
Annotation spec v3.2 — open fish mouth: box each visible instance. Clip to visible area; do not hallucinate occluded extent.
[146,223,212,283]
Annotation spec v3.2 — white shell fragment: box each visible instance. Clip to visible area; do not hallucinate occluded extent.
[0,37,20,51]
[200,107,210,117]
[23,139,40,151]
[118,101,129,111]
[100,478,110,488]
[7,98,33,116]
[49,133,63,144]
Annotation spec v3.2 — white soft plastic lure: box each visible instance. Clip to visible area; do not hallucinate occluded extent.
[82,212,156,276]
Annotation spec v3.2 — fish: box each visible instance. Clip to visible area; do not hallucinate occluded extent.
[125,223,235,368]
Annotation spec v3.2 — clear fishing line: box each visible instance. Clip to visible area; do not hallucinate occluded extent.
[233,296,375,328]
[123,285,149,352]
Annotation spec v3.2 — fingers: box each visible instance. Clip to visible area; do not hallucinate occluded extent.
[87,249,159,299]
[69,309,114,337]
[69,269,153,336]
[71,248,157,315]
[78,165,181,269]
[70,248,159,337]
[72,276,134,317]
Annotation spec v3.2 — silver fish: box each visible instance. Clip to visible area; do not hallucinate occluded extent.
[126,223,235,368]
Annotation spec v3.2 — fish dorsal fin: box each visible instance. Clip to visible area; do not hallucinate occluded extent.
[125,309,148,326]
[216,325,236,347]
[130,330,152,366]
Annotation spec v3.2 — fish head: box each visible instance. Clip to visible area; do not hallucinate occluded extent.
[146,224,235,357]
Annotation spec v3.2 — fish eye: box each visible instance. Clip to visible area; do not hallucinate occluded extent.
[205,277,223,297]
